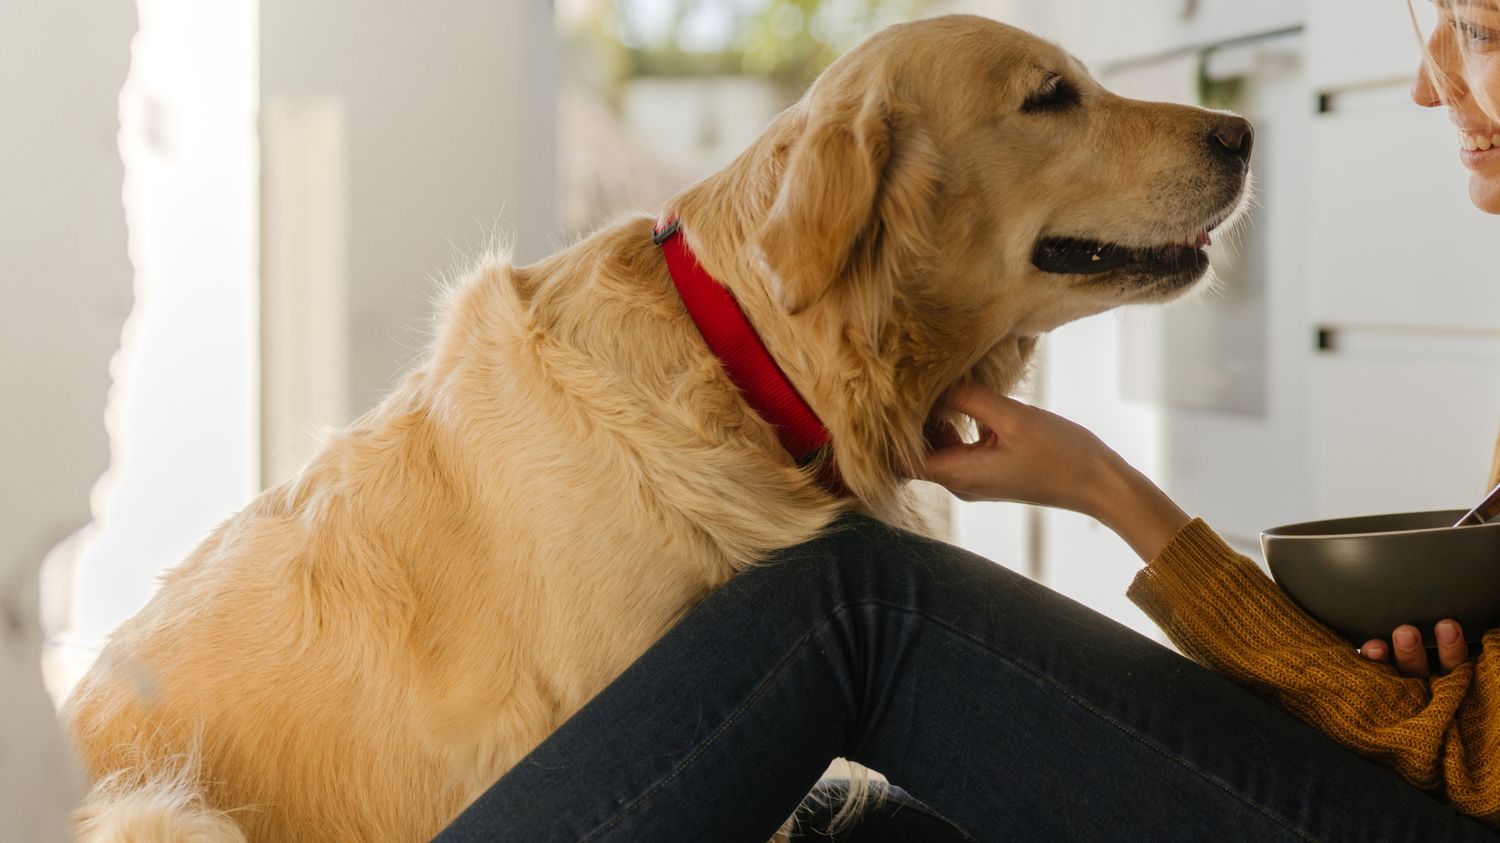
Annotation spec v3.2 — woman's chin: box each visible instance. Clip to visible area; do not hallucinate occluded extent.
[1472,175,1500,215]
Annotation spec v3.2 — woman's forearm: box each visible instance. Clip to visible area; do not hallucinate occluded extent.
[1089,457,1191,563]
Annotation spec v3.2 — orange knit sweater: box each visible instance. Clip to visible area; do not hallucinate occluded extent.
[1127,449,1500,825]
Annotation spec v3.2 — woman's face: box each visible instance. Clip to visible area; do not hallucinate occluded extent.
[1413,0,1500,213]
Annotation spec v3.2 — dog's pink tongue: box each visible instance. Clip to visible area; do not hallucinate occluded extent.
[1195,232,1212,248]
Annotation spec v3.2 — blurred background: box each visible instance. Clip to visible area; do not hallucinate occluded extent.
[5,0,1498,835]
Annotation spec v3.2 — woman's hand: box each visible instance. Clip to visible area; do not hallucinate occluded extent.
[1360,621,1470,678]
[917,382,1191,561]
[917,383,1121,513]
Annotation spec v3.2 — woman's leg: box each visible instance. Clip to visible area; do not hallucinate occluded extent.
[434,514,1498,842]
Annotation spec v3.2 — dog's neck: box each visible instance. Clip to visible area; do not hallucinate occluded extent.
[651,217,843,493]
[657,132,1031,514]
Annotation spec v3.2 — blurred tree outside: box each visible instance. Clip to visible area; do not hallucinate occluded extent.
[630,0,925,89]
[563,0,928,106]
[553,0,926,233]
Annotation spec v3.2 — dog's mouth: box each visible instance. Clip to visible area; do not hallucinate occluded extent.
[1030,231,1213,278]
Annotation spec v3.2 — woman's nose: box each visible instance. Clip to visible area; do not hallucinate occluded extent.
[1412,29,1465,108]
[1413,68,1443,108]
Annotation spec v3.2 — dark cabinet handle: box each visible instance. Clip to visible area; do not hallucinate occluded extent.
[1316,327,1337,352]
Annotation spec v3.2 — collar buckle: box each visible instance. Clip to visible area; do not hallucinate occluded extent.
[651,218,681,246]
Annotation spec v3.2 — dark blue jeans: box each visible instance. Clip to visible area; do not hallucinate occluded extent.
[435,514,1498,842]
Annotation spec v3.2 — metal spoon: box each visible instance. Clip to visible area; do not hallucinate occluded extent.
[1454,481,1500,527]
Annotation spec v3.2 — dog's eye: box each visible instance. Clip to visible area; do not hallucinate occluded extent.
[1021,74,1079,114]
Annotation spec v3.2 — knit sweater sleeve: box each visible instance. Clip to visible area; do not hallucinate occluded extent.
[1128,519,1500,824]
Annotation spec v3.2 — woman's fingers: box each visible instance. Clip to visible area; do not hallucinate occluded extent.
[1361,621,1470,677]
[1391,626,1431,679]
[942,381,1023,429]
[915,435,978,482]
[1435,620,1469,674]
[917,384,1015,486]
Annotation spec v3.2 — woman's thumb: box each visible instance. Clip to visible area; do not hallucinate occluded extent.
[942,381,1019,426]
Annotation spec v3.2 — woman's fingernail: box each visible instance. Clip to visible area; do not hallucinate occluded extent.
[1395,629,1418,650]
[1366,644,1385,660]
[1438,622,1458,646]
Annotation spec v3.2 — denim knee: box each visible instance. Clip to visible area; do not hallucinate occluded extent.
[754,514,949,615]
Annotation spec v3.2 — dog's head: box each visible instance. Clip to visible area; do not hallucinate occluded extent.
[690,15,1252,510]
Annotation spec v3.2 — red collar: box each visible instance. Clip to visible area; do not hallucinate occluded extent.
[653,217,839,483]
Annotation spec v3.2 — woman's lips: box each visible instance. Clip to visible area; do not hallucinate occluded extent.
[1460,129,1500,169]
[1460,145,1500,169]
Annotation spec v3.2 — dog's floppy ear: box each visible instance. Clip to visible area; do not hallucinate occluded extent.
[751,87,892,315]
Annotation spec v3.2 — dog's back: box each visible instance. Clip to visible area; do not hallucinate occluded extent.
[63,406,475,839]
[61,244,844,840]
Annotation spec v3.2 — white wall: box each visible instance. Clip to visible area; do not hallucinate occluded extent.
[260,0,558,423]
[0,6,561,837]
[60,0,262,689]
[0,1,137,837]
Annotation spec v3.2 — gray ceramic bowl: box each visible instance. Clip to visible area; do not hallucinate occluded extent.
[1261,510,1500,645]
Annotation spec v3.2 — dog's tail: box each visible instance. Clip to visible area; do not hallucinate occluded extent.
[73,765,246,843]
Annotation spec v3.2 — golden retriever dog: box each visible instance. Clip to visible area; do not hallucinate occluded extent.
[63,14,1252,841]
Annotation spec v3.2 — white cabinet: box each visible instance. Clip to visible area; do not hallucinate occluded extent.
[1312,333,1500,519]
[942,0,1304,67]
[1309,86,1499,333]
[1307,0,1432,91]
[1304,6,1500,525]
[1068,0,1304,66]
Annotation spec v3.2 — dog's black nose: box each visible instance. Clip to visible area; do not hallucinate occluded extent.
[1210,116,1254,161]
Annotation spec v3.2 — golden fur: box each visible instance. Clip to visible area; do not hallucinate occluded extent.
[63,15,1250,841]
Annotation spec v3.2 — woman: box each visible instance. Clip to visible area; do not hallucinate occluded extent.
[436,5,1500,840]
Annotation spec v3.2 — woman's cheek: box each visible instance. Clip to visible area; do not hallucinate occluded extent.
[1481,58,1500,119]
